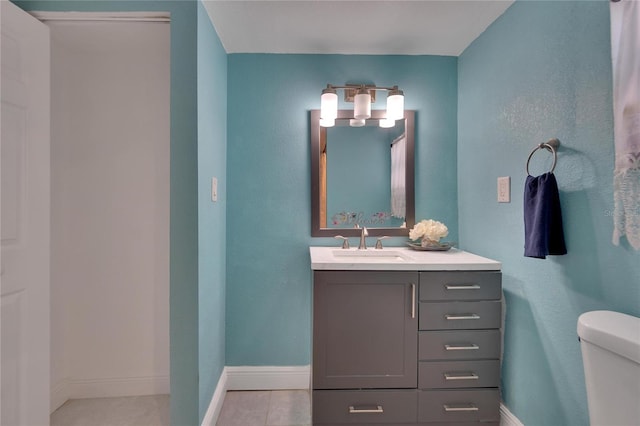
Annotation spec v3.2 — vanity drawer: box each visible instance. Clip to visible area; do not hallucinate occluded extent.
[312,390,417,424]
[419,330,501,361]
[418,360,500,389]
[417,389,500,423]
[419,272,501,301]
[419,301,501,330]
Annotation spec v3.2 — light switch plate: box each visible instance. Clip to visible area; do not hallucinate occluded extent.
[498,176,510,203]
[211,177,218,202]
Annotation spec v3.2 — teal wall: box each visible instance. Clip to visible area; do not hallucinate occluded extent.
[226,54,458,365]
[197,2,227,422]
[13,1,201,424]
[458,2,640,425]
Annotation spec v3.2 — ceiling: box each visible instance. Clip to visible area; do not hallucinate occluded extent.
[202,1,514,56]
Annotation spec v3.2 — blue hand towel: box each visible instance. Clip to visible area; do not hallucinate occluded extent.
[524,172,567,259]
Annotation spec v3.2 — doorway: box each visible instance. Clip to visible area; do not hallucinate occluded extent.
[45,14,170,414]
[1,8,171,423]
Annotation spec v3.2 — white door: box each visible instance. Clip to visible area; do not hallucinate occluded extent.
[1,2,51,425]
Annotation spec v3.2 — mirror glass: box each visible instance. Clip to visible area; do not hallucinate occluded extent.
[311,109,415,237]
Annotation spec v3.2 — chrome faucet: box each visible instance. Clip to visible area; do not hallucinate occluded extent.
[355,225,368,250]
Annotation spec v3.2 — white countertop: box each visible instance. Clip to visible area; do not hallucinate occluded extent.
[309,246,501,271]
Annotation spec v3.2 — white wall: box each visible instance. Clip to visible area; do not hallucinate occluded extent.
[49,20,170,410]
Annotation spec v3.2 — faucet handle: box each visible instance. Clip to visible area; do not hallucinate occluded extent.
[375,236,389,249]
[334,235,350,249]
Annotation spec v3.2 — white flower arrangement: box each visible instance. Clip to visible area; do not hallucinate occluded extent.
[409,219,448,245]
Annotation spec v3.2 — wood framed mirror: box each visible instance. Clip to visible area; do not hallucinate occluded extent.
[311,109,415,237]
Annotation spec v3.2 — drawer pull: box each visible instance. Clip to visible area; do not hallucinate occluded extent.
[444,372,479,381]
[445,343,480,351]
[445,284,481,290]
[444,403,479,412]
[348,405,384,414]
[445,314,480,321]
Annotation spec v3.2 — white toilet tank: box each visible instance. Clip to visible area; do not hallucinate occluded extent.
[578,310,640,426]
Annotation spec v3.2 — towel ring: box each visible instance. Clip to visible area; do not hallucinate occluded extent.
[526,138,560,175]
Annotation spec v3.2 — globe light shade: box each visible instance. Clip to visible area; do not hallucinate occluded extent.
[320,88,338,120]
[386,88,404,120]
[353,88,371,120]
[349,118,366,127]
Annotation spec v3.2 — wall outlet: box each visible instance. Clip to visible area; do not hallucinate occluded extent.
[497,176,510,203]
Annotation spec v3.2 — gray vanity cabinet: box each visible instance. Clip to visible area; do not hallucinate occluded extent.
[312,268,502,426]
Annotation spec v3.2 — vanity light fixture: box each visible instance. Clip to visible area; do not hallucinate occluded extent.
[320,86,338,120]
[379,118,395,128]
[319,83,405,128]
[319,117,335,127]
[349,118,366,127]
[353,87,371,120]
[386,87,404,120]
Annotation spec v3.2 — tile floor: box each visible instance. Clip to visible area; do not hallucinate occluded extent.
[216,390,311,426]
[48,390,309,426]
[50,394,169,426]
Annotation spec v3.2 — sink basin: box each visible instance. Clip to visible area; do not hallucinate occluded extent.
[331,249,411,262]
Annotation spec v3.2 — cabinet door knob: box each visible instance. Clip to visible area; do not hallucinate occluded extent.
[348,405,384,414]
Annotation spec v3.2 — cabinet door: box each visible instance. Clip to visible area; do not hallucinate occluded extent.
[313,271,418,389]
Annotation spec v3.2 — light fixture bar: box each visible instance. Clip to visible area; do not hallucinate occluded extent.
[343,85,377,103]
[327,84,401,92]
[319,83,405,127]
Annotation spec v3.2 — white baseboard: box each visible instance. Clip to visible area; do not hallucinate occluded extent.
[51,379,71,413]
[225,365,310,390]
[51,375,169,413]
[201,368,229,426]
[201,367,523,426]
[201,365,310,426]
[500,402,525,426]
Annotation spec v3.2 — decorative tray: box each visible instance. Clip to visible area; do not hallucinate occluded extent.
[406,242,455,251]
